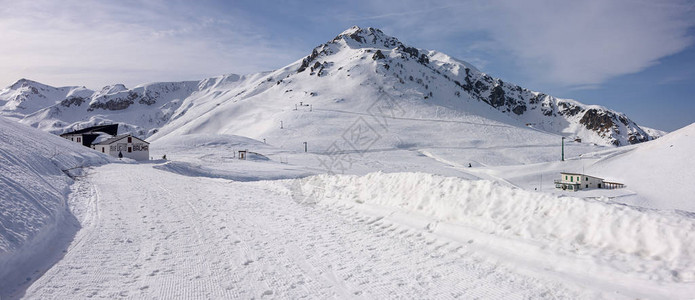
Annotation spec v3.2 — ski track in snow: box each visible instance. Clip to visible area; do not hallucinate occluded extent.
[22,163,586,299]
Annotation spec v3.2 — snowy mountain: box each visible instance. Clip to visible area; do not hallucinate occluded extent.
[0,78,200,137]
[1,26,661,146]
[0,79,83,117]
[290,26,659,146]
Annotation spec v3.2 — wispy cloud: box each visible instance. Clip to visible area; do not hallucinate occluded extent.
[658,73,693,85]
[0,0,305,89]
[342,4,467,21]
[350,0,695,87]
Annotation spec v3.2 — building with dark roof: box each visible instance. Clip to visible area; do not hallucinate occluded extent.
[59,124,149,160]
[60,124,119,147]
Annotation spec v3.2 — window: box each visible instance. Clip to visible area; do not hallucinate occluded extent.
[128,147,132,153]
[586,177,589,181]
[77,137,81,142]
[570,176,573,182]
[586,184,588,188]
[565,175,568,180]
[128,137,132,143]
[101,147,105,153]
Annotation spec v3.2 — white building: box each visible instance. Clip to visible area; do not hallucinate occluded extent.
[92,134,149,161]
[555,172,605,191]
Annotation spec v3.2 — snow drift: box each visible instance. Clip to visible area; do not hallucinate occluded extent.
[294,172,695,282]
[0,116,111,295]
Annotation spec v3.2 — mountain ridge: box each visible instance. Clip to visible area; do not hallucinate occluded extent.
[0,26,663,146]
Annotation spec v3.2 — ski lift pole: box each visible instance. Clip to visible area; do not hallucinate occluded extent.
[561,137,565,161]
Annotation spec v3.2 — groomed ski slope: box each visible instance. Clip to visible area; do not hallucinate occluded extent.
[17,162,695,299]
[20,164,582,299]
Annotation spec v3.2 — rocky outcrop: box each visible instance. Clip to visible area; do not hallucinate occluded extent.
[60,96,86,108]
[88,91,138,111]
[580,109,615,133]
[372,50,386,60]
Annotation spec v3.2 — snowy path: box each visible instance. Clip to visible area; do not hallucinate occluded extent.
[23,163,590,299]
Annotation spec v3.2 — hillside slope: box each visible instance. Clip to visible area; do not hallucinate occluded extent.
[588,122,695,211]
[0,116,111,296]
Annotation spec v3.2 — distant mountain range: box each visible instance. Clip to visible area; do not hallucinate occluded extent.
[0,26,664,146]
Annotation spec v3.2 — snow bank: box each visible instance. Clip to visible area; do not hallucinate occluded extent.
[154,161,312,182]
[0,117,111,294]
[294,172,695,282]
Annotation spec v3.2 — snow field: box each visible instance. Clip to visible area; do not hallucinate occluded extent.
[4,123,693,298]
[293,172,695,283]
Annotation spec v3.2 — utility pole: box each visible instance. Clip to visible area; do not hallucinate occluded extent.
[303,142,307,152]
[561,137,565,161]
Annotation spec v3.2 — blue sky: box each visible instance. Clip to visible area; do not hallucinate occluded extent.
[1,0,693,131]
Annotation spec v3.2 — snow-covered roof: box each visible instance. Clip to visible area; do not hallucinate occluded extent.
[560,172,604,180]
[91,132,116,145]
[94,134,149,145]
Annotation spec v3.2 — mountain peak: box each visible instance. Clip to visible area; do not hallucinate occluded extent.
[332,26,401,49]
[9,78,40,89]
[338,25,364,36]
[98,84,128,95]
[5,78,64,94]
